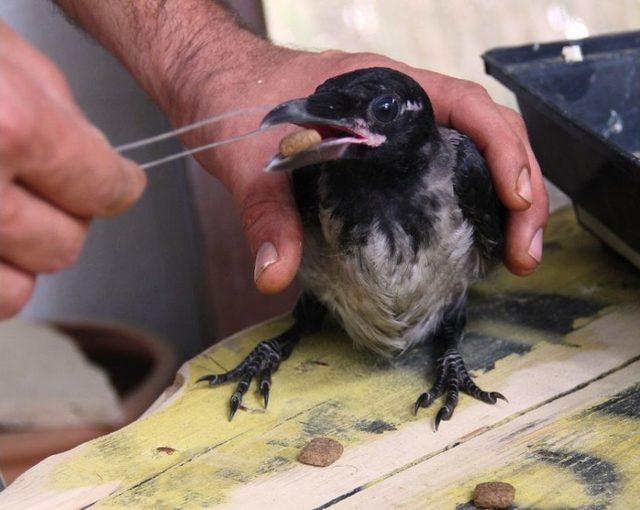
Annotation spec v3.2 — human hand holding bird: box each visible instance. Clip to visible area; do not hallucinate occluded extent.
[172,49,548,298]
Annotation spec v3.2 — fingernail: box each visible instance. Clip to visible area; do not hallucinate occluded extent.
[115,160,146,210]
[104,162,146,215]
[516,167,533,205]
[528,228,543,263]
[254,242,278,282]
[125,160,147,196]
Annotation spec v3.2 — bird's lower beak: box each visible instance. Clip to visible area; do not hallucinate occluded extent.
[260,98,382,172]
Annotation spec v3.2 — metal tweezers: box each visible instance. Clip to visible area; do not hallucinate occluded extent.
[116,105,273,169]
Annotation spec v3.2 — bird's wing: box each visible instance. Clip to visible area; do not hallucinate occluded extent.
[448,131,505,262]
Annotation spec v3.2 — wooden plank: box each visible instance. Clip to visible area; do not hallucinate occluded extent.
[213,307,640,510]
[335,360,640,509]
[2,207,640,509]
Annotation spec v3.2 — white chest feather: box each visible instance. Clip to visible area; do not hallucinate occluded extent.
[299,171,481,356]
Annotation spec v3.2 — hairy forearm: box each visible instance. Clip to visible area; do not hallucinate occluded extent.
[55,0,290,121]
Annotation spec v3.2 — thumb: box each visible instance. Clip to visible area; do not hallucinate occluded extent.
[237,171,302,294]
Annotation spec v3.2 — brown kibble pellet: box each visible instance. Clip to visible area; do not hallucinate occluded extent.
[473,481,515,509]
[279,129,322,157]
[155,446,177,455]
[298,437,343,467]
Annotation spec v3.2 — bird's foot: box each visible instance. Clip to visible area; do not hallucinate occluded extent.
[414,348,506,430]
[196,329,298,421]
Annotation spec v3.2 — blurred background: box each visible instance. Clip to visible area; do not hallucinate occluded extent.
[0,0,637,360]
[265,0,640,110]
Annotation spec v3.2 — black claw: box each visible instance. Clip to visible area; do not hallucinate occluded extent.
[414,392,434,415]
[260,382,270,408]
[198,323,303,420]
[493,392,508,403]
[196,374,219,385]
[229,395,241,421]
[434,407,449,431]
[417,348,507,430]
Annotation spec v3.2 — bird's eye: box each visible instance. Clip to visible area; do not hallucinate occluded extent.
[371,95,399,123]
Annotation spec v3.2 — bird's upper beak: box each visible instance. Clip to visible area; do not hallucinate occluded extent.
[260,98,384,172]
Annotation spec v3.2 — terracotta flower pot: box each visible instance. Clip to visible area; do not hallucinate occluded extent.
[0,322,177,484]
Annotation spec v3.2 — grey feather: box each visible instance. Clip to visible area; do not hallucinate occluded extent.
[295,127,498,356]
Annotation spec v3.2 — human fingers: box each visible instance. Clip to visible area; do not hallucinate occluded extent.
[0,262,35,319]
[0,184,89,274]
[497,105,549,274]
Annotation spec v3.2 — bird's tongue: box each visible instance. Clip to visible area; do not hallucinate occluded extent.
[298,124,363,141]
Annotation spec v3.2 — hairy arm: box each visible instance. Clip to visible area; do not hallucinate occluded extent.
[55,1,281,116]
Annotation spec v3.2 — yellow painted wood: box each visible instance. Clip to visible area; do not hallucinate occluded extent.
[338,361,640,510]
[3,207,640,510]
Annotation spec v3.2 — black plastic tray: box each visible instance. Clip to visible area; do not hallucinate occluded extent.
[483,31,640,268]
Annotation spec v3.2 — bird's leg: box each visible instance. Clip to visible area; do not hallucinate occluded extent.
[197,293,326,420]
[414,299,506,430]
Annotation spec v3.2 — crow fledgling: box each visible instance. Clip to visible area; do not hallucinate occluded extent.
[198,67,506,429]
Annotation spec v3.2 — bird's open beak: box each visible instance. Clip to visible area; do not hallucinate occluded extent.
[260,98,384,172]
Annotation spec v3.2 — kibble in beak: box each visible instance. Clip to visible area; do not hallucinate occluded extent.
[279,129,322,157]
[261,98,382,172]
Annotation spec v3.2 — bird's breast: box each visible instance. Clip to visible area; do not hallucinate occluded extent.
[299,175,479,356]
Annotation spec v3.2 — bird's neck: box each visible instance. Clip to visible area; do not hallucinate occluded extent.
[323,139,437,192]
[316,152,439,255]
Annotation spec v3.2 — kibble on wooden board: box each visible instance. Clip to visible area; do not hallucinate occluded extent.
[473,481,515,509]
[279,129,322,157]
[298,437,343,467]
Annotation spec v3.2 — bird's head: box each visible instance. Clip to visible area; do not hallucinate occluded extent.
[261,67,439,171]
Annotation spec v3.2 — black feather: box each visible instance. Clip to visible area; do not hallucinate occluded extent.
[451,134,506,262]
[293,156,440,257]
